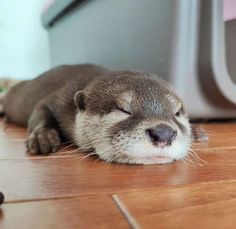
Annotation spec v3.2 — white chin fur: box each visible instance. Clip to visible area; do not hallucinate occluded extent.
[111,156,175,165]
[74,111,191,165]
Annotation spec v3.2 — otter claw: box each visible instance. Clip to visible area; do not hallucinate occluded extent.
[25,128,61,155]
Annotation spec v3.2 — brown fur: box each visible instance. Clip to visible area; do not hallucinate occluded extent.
[2,64,189,157]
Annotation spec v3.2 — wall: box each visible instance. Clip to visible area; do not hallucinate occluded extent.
[224,0,236,21]
[48,0,172,79]
[0,0,50,79]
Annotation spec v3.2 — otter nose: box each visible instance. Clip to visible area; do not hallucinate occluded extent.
[146,125,177,145]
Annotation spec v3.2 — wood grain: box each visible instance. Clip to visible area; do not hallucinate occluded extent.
[1,148,236,202]
[0,131,27,142]
[196,123,236,149]
[1,119,236,228]
[115,182,236,228]
[0,195,129,229]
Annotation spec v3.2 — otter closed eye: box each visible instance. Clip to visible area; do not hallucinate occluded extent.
[2,64,191,165]
[175,107,183,117]
[115,107,131,115]
[175,110,181,117]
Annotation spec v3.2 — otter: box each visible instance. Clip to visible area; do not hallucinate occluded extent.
[1,64,191,164]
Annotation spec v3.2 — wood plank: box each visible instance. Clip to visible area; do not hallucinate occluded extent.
[0,119,236,228]
[1,148,235,202]
[114,182,236,228]
[0,141,27,159]
[196,123,236,149]
[3,124,26,132]
[0,195,129,229]
[0,130,27,142]
[0,120,26,133]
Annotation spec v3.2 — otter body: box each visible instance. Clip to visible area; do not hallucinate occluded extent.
[2,64,191,164]
[4,64,108,126]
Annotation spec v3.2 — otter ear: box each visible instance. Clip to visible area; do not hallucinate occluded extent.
[74,90,86,110]
[117,91,133,111]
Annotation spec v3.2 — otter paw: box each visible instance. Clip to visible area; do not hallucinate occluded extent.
[25,129,61,154]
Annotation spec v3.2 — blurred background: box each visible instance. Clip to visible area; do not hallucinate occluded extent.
[0,0,50,79]
[1,0,236,119]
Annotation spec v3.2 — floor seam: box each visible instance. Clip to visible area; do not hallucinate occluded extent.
[112,194,141,229]
[3,193,111,204]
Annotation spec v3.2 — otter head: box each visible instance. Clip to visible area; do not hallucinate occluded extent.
[74,71,191,164]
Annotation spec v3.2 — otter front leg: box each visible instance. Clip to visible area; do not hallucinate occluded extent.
[25,105,61,154]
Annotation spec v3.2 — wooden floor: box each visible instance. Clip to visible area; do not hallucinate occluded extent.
[0,119,236,229]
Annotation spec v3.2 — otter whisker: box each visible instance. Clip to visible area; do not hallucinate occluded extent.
[181,157,195,167]
[58,143,76,152]
[57,148,80,155]
[188,150,206,167]
[183,154,196,167]
[80,152,98,161]
[188,153,204,167]
[60,140,78,146]
[189,150,207,165]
